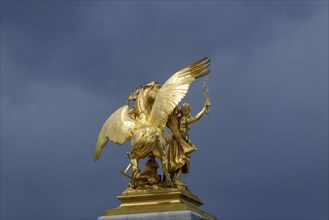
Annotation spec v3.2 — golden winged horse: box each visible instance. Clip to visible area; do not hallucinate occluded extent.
[93,58,210,188]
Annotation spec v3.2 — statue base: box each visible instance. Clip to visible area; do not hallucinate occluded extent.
[98,187,217,220]
[98,210,213,220]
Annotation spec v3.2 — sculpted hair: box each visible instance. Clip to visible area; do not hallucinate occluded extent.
[182,103,191,112]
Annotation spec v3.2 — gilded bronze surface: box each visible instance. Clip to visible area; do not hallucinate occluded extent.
[94,58,215,218]
[103,187,217,220]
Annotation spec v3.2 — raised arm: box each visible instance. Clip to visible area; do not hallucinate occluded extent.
[188,98,211,124]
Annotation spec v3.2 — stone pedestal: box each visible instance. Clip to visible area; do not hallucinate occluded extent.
[97,210,210,220]
[97,187,217,220]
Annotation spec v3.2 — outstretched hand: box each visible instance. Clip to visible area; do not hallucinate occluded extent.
[204,98,211,110]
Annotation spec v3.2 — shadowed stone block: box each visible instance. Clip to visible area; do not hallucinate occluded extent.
[98,210,209,220]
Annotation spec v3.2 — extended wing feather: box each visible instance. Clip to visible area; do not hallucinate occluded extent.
[94,105,136,162]
[148,57,210,128]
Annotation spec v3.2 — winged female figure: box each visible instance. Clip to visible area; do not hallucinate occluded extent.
[93,57,210,188]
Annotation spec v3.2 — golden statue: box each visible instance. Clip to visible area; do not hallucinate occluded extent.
[167,99,211,189]
[94,58,217,220]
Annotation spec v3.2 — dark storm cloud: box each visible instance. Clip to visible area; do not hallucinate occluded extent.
[1,1,328,220]
[2,1,323,104]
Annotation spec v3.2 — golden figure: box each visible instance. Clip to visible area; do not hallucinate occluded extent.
[94,57,210,189]
[167,99,211,188]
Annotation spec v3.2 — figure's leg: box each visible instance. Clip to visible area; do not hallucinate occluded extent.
[163,171,174,183]
[129,158,139,188]
[175,168,182,182]
[173,167,187,188]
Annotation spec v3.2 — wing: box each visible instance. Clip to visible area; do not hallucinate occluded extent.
[93,105,136,162]
[148,57,210,129]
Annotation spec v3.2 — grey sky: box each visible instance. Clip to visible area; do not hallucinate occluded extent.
[1,1,328,220]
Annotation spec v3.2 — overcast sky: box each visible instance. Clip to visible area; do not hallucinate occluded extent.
[1,1,328,220]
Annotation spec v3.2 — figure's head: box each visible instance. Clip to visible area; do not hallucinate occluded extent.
[181,103,191,116]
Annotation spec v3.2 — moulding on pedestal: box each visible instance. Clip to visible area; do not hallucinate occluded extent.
[99,187,217,220]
